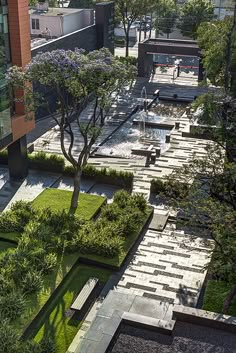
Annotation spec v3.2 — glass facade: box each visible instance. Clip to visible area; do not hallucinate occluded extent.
[0,0,11,141]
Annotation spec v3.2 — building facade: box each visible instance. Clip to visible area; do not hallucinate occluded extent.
[29,5,94,39]
[0,0,34,179]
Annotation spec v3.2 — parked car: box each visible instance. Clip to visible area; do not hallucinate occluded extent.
[139,22,150,31]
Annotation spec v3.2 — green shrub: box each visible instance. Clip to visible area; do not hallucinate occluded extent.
[130,193,147,212]
[0,318,20,353]
[100,203,121,221]
[0,291,25,321]
[117,55,138,66]
[151,178,189,199]
[21,270,43,294]
[0,201,35,233]
[29,152,65,173]
[113,190,131,208]
[150,178,166,194]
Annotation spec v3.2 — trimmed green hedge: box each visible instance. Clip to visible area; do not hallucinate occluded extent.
[150,177,189,199]
[0,151,133,188]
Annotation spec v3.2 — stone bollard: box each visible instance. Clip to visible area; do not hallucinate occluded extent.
[166,134,171,143]
[155,147,161,158]
[175,122,180,130]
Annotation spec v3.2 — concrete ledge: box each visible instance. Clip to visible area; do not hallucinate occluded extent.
[173,305,236,334]
[122,312,175,335]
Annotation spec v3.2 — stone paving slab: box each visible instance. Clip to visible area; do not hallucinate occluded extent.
[149,212,169,231]
[117,222,214,307]
[52,176,95,193]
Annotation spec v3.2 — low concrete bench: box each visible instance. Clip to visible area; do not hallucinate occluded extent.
[71,277,99,311]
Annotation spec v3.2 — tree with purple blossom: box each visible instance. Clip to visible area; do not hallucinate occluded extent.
[7,48,136,212]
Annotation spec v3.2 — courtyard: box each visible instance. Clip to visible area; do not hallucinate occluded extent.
[0,60,235,353]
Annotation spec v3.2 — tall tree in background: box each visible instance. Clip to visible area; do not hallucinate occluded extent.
[178,0,214,39]
[154,0,178,38]
[115,0,153,56]
[7,48,135,213]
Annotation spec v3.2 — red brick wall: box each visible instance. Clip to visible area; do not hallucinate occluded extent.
[8,0,35,141]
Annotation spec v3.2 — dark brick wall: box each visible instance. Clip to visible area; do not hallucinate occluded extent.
[31,25,97,56]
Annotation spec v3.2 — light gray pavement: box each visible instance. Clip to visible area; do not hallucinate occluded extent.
[0,168,60,211]
[116,221,213,307]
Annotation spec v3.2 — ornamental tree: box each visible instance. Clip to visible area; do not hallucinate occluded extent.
[7,48,136,213]
[178,0,214,39]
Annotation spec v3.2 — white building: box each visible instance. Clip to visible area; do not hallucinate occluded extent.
[29,2,94,38]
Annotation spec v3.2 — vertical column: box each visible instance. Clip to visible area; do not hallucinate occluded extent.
[96,2,114,54]
[7,0,33,179]
[8,135,28,179]
[198,58,204,81]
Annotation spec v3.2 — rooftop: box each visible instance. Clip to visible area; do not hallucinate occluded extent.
[108,322,236,353]
[29,7,84,16]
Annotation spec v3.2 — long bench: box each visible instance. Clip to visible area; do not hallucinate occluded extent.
[71,277,99,311]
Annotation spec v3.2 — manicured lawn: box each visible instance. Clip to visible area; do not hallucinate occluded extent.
[32,189,105,220]
[34,265,111,353]
[203,280,236,316]
[0,231,20,243]
[14,253,79,334]
[0,239,17,252]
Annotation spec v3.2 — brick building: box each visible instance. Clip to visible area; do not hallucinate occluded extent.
[0,0,34,179]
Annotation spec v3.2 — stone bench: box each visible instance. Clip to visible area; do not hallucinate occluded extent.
[71,277,99,311]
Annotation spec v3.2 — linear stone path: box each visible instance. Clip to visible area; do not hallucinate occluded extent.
[116,221,213,307]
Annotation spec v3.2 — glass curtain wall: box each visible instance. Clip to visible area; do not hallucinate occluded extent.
[0,0,11,140]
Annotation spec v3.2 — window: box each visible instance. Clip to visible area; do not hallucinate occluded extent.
[32,18,39,30]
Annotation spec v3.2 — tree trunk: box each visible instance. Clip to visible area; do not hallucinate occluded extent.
[223,283,236,314]
[70,169,82,214]
[125,31,129,57]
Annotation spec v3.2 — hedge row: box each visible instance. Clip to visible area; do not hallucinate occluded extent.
[0,151,133,188]
[150,177,189,199]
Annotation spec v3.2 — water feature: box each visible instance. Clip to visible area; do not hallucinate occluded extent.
[139,86,148,136]
[96,93,186,159]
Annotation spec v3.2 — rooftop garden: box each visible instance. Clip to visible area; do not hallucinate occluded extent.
[0,188,151,353]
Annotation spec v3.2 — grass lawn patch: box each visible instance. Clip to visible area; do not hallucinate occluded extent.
[203,280,236,316]
[79,206,153,268]
[0,231,19,243]
[14,253,79,334]
[34,265,111,353]
[32,189,105,220]
[0,239,17,252]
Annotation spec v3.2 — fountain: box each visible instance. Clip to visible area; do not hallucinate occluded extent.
[139,86,148,137]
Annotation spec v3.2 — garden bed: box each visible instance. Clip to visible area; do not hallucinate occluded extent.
[78,207,153,270]
[203,280,236,316]
[0,151,134,189]
[33,264,111,353]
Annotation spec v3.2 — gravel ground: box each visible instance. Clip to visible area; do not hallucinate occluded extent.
[107,322,236,353]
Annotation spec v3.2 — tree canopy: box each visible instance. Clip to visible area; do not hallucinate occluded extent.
[7,48,136,212]
[178,0,214,39]
[197,17,236,93]
[114,0,154,56]
[154,0,178,38]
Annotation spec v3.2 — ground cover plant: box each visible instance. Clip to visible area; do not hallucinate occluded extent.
[203,280,236,316]
[0,189,150,352]
[33,265,111,353]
